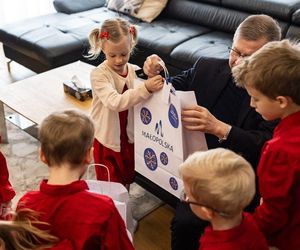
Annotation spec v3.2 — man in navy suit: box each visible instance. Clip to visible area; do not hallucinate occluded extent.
[143,14,281,250]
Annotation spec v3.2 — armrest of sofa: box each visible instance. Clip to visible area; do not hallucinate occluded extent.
[53,0,106,14]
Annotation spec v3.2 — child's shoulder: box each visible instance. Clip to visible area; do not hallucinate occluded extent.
[16,190,41,208]
[263,130,300,163]
[19,190,41,199]
[91,62,108,75]
[81,189,116,208]
[91,61,124,80]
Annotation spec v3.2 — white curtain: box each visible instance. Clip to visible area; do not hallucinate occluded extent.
[0,0,55,26]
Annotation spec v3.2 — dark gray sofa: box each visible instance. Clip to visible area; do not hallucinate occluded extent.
[2,0,300,206]
[1,0,300,75]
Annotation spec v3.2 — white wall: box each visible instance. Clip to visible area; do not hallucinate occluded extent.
[0,0,55,25]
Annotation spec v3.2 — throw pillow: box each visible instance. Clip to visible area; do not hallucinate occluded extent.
[133,0,168,23]
[107,0,145,16]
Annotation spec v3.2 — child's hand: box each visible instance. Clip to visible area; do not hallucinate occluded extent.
[144,75,164,93]
[143,54,164,78]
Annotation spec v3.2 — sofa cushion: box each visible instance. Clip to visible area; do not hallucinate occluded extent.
[73,7,124,22]
[107,0,168,23]
[164,0,248,34]
[107,0,145,15]
[0,14,68,43]
[133,0,168,23]
[170,31,233,69]
[0,13,98,66]
[137,19,211,56]
[195,0,221,4]
[53,0,106,14]
[285,25,300,40]
[292,9,300,24]
[222,0,300,21]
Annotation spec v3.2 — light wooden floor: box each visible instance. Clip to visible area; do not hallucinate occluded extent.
[134,204,174,250]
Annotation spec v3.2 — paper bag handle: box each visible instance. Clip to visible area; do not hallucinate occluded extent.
[87,163,111,182]
[158,61,176,103]
[159,61,170,84]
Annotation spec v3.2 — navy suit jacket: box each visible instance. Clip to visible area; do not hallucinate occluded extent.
[170,57,276,169]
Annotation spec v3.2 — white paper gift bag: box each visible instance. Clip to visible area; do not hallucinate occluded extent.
[85,164,135,236]
[86,179,128,222]
[134,73,207,198]
[86,179,129,204]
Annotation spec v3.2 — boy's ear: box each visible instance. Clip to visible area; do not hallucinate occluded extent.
[39,148,48,165]
[84,147,94,164]
[201,206,214,220]
[276,96,289,108]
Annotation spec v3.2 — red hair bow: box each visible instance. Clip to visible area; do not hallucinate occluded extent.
[99,31,109,40]
[129,26,135,36]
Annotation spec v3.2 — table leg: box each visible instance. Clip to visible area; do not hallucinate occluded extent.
[0,102,8,143]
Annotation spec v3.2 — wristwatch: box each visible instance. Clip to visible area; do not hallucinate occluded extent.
[218,126,232,143]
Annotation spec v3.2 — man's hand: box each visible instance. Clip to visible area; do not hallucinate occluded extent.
[182,105,231,139]
[143,54,164,78]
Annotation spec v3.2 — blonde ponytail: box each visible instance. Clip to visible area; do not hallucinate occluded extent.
[87,28,102,59]
[0,209,58,250]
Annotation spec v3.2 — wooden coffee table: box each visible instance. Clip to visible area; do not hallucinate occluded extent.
[0,61,94,143]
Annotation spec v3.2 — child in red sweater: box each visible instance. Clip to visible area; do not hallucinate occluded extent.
[179,148,268,250]
[233,39,300,250]
[17,110,133,250]
[0,146,15,219]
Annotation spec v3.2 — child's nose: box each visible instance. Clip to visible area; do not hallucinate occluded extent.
[116,56,123,63]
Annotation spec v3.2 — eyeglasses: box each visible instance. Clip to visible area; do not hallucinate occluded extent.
[180,191,230,218]
[228,47,250,59]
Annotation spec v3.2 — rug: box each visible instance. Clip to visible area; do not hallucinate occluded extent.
[0,110,163,220]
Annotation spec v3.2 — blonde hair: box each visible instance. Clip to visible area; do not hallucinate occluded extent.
[233,39,300,105]
[234,14,281,42]
[179,148,255,217]
[0,209,58,250]
[88,18,138,59]
[38,110,94,166]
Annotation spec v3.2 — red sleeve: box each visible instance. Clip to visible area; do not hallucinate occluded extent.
[102,202,134,250]
[254,145,294,236]
[0,151,16,203]
[49,239,74,250]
